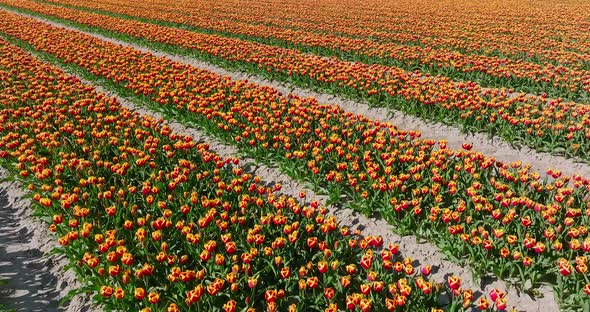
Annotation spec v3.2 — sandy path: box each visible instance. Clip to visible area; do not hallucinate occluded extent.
[0,177,61,312]
[0,168,97,312]
[0,8,567,311]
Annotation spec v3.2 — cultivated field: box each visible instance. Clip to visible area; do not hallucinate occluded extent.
[0,0,589,311]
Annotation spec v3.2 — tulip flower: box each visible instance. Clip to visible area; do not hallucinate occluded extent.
[447,276,461,290]
[477,297,490,310]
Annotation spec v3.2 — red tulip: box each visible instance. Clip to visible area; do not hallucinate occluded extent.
[394,294,407,307]
[359,298,372,312]
[223,300,237,312]
[489,288,504,302]
[324,287,335,299]
[477,297,490,310]
[134,287,146,300]
[495,297,507,311]
[346,295,356,310]
[340,275,351,288]
[421,264,432,276]
[100,286,113,298]
[385,298,396,311]
[264,289,277,303]
[306,276,319,289]
[447,275,461,290]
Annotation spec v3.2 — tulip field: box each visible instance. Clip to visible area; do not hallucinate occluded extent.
[2,0,590,161]
[0,0,589,311]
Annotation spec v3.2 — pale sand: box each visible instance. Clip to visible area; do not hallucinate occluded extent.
[0,168,98,312]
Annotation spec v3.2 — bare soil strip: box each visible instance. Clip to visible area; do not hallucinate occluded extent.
[0,168,97,312]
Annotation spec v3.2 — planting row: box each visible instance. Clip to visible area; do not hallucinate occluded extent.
[43,0,590,70]
[1,10,589,309]
[26,0,590,101]
[0,37,490,311]
[1,1,589,163]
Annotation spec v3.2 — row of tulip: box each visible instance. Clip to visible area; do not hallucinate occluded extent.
[0,37,491,311]
[42,0,590,70]
[1,9,589,309]
[38,0,590,101]
[1,1,589,164]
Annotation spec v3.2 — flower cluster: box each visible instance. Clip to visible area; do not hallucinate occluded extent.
[2,0,589,161]
[39,0,590,100]
[0,38,484,311]
[1,7,590,310]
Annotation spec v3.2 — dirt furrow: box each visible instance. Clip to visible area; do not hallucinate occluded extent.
[0,167,97,312]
